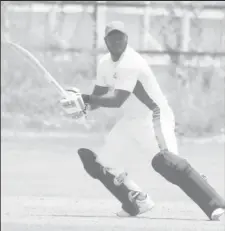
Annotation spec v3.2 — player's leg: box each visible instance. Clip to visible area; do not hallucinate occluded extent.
[151,110,225,220]
[77,148,154,216]
[77,123,154,217]
[152,109,179,155]
[151,150,225,220]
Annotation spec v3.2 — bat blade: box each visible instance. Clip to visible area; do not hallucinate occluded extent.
[2,40,91,129]
[3,40,68,98]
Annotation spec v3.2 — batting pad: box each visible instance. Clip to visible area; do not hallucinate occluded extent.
[77,148,140,216]
[152,150,225,219]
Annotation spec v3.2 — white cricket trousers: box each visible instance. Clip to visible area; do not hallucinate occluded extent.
[96,109,178,175]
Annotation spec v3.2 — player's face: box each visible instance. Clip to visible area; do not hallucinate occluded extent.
[104,30,128,59]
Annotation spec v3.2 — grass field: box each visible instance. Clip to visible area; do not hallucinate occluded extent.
[1,132,225,231]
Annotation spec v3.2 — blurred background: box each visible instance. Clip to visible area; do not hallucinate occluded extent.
[1,1,225,137]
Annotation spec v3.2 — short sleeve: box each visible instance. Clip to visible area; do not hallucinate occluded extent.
[114,68,139,92]
[95,61,106,87]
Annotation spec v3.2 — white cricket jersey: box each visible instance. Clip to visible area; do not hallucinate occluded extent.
[96,46,173,120]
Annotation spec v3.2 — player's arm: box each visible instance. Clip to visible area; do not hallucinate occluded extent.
[89,85,109,110]
[83,69,138,108]
[88,89,131,108]
[60,59,109,118]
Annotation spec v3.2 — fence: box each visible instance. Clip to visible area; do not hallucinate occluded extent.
[1,1,225,136]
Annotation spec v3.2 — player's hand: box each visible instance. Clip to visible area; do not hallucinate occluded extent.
[60,88,88,120]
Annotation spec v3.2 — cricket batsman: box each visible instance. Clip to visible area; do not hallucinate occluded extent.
[60,21,225,220]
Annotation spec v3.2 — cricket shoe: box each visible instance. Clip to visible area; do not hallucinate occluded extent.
[116,192,155,217]
[211,208,225,221]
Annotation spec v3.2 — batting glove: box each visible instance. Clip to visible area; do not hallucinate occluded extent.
[60,88,88,120]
